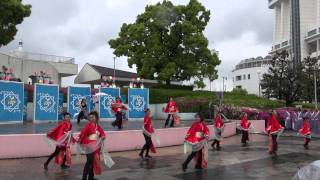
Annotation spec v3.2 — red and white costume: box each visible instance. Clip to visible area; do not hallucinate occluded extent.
[266,114,284,154]
[299,120,311,138]
[184,121,210,168]
[213,114,225,141]
[164,100,180,125]
[142,114,159,153]
[46,119,74,166]
[239,115,251,131]
[111,99,127,114]
[78,122,106,175]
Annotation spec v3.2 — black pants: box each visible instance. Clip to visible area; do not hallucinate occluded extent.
[212,139,220,149]
[305,137,311,146]
[271,134,278,153]
[165,114,174,127]
[183,150,203,168]
[112,112,123,129]
[45,146,66,166]
[140,134,152,156]
[241,131,249,144]
[82,153,94,180]
[77,110,86,124]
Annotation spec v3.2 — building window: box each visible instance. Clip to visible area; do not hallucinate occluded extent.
[236,76,241,81]
[248,74,250,79]
[243,75,246,80]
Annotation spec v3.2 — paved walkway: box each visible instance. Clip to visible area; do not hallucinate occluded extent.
[0,134,319,180]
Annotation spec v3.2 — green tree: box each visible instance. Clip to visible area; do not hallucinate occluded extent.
[109,0,220,87]
[260,51,303,106]
[301,56,319,103]
[0,0,31,47]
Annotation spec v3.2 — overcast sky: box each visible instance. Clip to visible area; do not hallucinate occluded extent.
[0,0,274,90]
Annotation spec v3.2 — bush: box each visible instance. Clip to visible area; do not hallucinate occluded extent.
[231,88,248,96]
[153,84,194,90]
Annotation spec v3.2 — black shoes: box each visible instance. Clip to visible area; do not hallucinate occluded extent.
[182,164,187,172]
[139,152,144,159]
[43,163,48,170]
[145,155,152,159]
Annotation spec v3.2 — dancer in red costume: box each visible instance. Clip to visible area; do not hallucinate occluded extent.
[212,113,225,150]
[163,97,179,128]
[298,117,311,149]
[139,108,159,159]
[238,113,252,146]
[182,113,209,171]
[111,97,127,130]
[78,111,106,180]
[266,111,284,155]
[44,112,74,170]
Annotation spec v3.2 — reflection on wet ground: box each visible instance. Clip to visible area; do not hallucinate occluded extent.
[0,134,319,180]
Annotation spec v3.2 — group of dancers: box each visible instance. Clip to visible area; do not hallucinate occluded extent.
[43,97,313,179]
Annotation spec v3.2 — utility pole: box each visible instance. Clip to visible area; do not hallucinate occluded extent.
[113,57,116,78]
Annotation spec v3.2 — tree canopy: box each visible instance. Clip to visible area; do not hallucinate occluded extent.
[260,51,320,106]
[0,0,31,47]
[109,0,220,87]
[260,51,304,106]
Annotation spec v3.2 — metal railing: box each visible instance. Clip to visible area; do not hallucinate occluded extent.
[8,50,75,64]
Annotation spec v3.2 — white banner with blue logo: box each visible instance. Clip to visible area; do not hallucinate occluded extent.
[34,84,59,121]
[0,81,24,122]
[67,86,91,119]
[128,88,149,119]
[99,87,120,119]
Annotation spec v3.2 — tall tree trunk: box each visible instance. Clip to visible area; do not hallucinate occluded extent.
[166,79,171,85]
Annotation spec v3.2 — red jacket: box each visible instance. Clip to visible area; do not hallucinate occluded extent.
[112,99,127,113]
[78,122,106,145]
[240,115,251,130]
[47,120,72,142]
[164,101,179,113]
[299,121,311,135]
[214,114,224,128]
[143,114,154,134]
[266,114,283,134]
[185,121,209,144]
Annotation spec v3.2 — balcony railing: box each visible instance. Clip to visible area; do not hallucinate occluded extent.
[7,50,75,64]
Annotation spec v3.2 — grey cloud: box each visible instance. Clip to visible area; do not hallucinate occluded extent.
[0,0,274,78]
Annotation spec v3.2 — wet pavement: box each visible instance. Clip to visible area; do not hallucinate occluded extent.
[0,134,319,180]
[0,120,194,134]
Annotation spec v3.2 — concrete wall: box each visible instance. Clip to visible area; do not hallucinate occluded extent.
[0,123,238,159]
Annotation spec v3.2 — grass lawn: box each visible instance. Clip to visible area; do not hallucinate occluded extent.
[149,88,314,109]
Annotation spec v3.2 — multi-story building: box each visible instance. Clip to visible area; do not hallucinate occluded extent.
[269,0,320,62]
[0,41,78,86]
[232,56,272,96]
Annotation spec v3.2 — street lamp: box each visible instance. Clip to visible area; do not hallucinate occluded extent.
[257,70,261,97]
[221,76,227,103]
[314,68,318,109]
[113,57,116,79]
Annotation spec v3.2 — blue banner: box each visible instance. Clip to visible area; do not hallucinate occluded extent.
[34,84,59,121]
[58,93,64,120]
[99,88,120,119]
[0,81,24,122]
[128,88,149,119]
[67,86,91,119]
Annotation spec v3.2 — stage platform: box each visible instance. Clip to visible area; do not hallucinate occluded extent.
[0,120,194,135]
